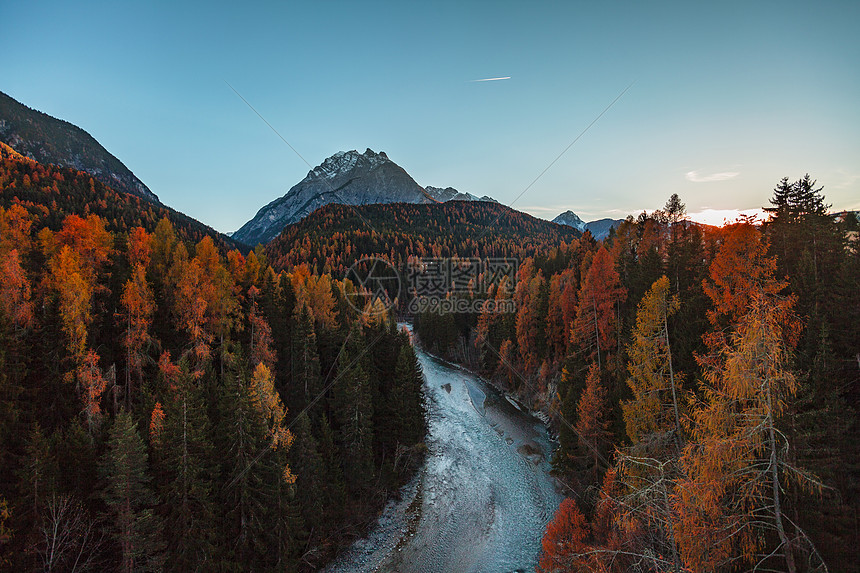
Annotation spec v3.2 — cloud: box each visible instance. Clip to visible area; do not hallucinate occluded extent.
[470,76,511,82]
[833,171,860,189]
[685,170,740,183]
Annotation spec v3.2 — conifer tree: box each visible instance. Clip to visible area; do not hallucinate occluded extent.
[623,276,685,454]
[289,411,325,533]
[677,295,825,572]
[331,328,375,493]
[154,363,215,570]
[100,412,163,573]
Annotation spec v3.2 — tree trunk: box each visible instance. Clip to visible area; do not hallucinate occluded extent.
[766,377,797,573]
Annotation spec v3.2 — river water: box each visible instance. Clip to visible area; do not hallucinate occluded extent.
[325,332,564,573]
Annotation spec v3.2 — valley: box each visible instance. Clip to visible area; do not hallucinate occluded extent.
[327,329,563,573]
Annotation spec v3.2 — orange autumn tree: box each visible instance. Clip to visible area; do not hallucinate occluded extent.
[701,222,787,351]
[247,287,276,371]
[545,268,577,360]
[572,246,627,371]
[55,214,112,277]
[537,498,592,573]
[49,214,112,366]
[149,402,165,447]
[676,293,825,573]
[120,263,155,404]
[78,350,111,430]
[610,276,690,573]
[515,261,547,374]
[301,273,338,330]
[51,245,94,362]
[174,257,214,374]
[126,227,152,269]
[0,204,33,255]
[576,363,611,486]
[0,249,33,333]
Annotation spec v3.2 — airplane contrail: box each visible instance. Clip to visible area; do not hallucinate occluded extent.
[470,76,511,82]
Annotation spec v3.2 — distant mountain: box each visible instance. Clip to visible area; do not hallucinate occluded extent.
[0,90,159,204]
[265,200,581,273]
[424,185,496,203]
[233,149,495,246]
[552,210,586,232]
[552,209,624,240]
[584,218,624,240]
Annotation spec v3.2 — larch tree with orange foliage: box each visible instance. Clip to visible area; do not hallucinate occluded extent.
[120,263,155,405]
[537,498,592,573]
[249,362,295,484]
[545,268,577,360]
[0,204,33,255]
[0,249,33,333]
[174,258,214,374]
[55,214,112,278]
[77,350,111,431]
[247,287,276,371]
[701,222,787,351]
[575,363,611,486]
[611,276,690,573]
[515,264,547,374]
[572,246,627,371]
[676,294,825,573]
[126,227,152,269]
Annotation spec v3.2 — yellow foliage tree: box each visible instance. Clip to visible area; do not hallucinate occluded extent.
[249,363,295,484]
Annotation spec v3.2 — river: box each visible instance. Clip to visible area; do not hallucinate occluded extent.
[325,330,564,573]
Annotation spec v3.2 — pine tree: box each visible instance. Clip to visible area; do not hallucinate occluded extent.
[154,364,215,570]
[290,305,321,413]
[289,411,325,534]
[314,413,346,524]
[331,328,375,494]
[100,411,163,572]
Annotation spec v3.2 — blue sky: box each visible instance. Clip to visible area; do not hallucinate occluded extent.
[2,0,858,232]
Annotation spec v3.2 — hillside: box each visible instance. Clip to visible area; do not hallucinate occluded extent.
[0,90,159,204]
[0,141,240,251]
[265,200,582,275]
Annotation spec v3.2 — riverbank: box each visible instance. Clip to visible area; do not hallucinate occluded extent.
[325,330,564,573]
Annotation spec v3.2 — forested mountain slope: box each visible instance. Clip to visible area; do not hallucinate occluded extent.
[1,141,239,252]
[0,91,159,204]
[265,199,582,275]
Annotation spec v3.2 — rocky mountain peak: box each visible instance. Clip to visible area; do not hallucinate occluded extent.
[233,149,497,246]
[310,148,391,181]
[552,210,587,231]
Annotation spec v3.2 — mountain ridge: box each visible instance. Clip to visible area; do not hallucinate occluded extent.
[1,140,242,252]
[0,90,160,204]
[265,200,582,274]
[233,148,496,246]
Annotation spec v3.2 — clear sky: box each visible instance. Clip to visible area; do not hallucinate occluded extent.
[2,0,858,232]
